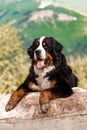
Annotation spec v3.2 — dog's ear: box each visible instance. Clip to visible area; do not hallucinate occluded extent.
[27,38,38,59]
[49,37,63,52]
[27,44,34,59]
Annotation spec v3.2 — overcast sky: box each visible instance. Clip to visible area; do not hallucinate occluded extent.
[60,0,87,13]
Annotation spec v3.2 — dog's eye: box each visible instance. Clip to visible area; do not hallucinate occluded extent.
[35,42,39,46]
[43,42,47,49]
[43,42,46,46]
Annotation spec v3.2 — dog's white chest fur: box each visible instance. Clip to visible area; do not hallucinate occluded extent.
[32,66,55,91]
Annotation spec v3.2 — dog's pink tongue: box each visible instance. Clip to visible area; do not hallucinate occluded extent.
[37,60,45,69]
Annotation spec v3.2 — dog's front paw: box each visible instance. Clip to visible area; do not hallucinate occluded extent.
[5,103,15,112]
[5,100,17,112]
[40,99,50,113]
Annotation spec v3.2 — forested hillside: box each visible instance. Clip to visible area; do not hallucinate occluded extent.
[0,0,87,54]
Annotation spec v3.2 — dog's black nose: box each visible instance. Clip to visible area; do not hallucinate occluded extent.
[35,50,41,55]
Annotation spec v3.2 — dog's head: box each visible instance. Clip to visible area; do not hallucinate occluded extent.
[27,36,63,69]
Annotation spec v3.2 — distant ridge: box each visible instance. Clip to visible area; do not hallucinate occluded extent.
[0,0,87,55]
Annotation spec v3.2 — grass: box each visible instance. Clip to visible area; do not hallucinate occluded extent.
[67,55,87,89]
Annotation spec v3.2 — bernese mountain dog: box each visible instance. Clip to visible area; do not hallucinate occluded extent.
[5,36,78,113]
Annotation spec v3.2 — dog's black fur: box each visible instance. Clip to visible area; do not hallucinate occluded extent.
[5,36,78,112]
[27,37,78,96]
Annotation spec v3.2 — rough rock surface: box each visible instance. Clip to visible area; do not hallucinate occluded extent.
[0,87,87,130]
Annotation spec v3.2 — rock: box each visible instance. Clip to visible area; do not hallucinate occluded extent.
[0,87,87,130]
[29,10,54,22]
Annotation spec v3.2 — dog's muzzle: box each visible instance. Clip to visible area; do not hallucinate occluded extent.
[35,49,41,60]
[34,49,50,69]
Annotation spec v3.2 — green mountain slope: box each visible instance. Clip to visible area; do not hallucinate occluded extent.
[0,0,87,55]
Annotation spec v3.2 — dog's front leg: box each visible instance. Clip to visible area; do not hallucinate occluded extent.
[39,90,53,113]
[5,83,30,112]
[39,84,73,113]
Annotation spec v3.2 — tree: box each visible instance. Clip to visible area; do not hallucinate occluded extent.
[0,24,28,93]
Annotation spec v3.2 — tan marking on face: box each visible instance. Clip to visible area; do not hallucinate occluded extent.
[46,53,53,65]
[36,42,39,46]
[42,42,46,46]
[33,58,37,65]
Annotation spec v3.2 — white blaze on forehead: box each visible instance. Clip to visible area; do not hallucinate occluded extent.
[35,36,46,59]
[39,36,46,44]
